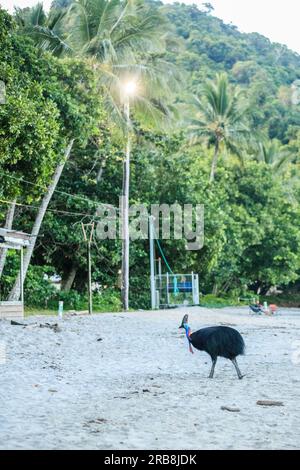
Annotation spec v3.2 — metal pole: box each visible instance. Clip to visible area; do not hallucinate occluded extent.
[87,240,92,315]
[121,96,130,311]
[191,271,195,305]
[158,257,162,279]
[149,216,156,309]
[158,257,162,309]
[20,247,24,305]
[166,272,170,306]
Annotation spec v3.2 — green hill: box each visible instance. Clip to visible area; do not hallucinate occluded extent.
[160,0,300,143]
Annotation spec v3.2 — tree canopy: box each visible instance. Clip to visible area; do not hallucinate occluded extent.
[1,1,300,309]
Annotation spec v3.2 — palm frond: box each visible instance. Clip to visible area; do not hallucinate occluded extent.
[16,0,181,134]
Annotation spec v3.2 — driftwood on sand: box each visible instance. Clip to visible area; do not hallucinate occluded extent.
[257,400,284,407]
[11,320,61,333]
[221,406,241,413]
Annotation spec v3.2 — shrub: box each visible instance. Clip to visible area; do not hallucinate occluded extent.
[201,294,241,308]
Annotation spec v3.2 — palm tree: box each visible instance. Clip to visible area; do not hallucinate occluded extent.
[11,0,180,307]
[188,73,250,183]
[51,0,73,9]
[14,2,71,56]
[60,0,179,310]
[16,0,179,129]
[254,140,293,173]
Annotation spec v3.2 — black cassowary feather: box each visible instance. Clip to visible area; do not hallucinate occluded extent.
[179,315,245,379]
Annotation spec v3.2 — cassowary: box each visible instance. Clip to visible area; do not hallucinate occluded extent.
[179,315,245,380]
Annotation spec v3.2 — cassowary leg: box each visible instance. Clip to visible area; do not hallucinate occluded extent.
[209,358,217,379]
[231,358,244,380]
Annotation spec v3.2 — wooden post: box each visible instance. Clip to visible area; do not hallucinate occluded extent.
[81,223,95,315]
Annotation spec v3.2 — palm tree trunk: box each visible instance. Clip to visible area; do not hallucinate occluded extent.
[62,264,78,292]
[210,140,220,183]
[0,199,17,278]
[8,140,74,301]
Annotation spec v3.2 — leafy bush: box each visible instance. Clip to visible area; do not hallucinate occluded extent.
[93,288,122,312]
[47,290,83,311]
[200,294,242,308]
[129,276,151,310]
[24,266,57,308]
[41,288,122,313]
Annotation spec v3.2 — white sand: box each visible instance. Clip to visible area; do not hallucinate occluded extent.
[0,306,300,450]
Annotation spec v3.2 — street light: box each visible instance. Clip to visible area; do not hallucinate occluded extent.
[123,80,137,97]
[121,79,137,311]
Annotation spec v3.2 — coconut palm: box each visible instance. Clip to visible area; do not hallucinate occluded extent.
[51,0,73,9]
[14,2,71,56]
[53,0,179,311]
[188,73,250,182]
[254,140,293,173]
[16,0,179,129]
[11,0,180,307]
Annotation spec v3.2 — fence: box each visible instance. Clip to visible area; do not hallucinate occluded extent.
[154,273,199,309]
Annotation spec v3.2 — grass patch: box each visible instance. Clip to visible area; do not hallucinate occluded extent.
[25,308,57,317]
[200,294,248,309]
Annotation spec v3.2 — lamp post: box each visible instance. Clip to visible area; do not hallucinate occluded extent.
[121,80,136,311]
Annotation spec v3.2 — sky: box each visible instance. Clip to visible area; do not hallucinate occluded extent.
[1,0,300,54]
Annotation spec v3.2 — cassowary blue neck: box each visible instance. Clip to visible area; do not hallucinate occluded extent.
[183,324,192,340]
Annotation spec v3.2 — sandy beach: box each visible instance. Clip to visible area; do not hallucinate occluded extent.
[0,306,300,450]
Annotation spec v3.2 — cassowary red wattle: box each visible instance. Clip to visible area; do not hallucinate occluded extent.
[179,314,245,379]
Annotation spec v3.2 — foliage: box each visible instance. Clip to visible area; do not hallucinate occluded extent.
[27,285,122,312]
[1,2,300,310]
[0,7,104,207]
[200,294,244,309]
[15,0,181,132]
[188,73,250,181]
[163,0,300,143]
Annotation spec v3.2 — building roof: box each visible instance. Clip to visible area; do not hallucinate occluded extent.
[0,228,31,249]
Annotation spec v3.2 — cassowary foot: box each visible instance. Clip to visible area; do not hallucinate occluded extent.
[231,358,244,380]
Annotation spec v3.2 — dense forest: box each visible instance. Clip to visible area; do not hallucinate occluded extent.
[0,0,300,311]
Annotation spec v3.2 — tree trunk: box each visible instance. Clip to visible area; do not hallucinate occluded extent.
[96,155,107,184]
[62,264,78,292]
[212,282,219,296]
[0,199,17,278]
[209,140,220,183]
[8,140,74,301]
